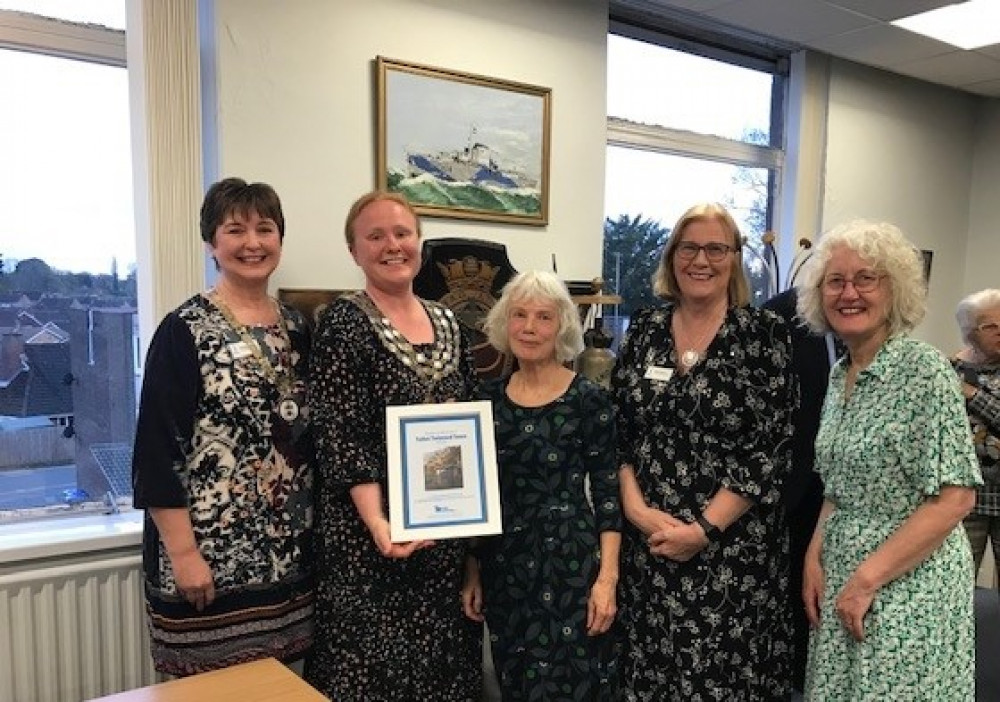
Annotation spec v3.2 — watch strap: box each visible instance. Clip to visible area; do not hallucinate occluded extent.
[695,514,720,541]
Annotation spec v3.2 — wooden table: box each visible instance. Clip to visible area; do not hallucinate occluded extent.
[87,658,327,701]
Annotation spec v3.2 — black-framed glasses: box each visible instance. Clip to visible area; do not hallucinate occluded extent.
[675,242,737,262]
[822,271,884,295]
[975,321,1000,334]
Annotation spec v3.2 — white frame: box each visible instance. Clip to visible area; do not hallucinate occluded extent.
[386,400,501,542]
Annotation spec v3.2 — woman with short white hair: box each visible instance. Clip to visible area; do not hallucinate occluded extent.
[953,288,1000,583]
[462,270,622,700]
[797,220,981,701]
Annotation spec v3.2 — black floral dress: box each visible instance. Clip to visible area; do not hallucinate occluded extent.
[477,374,621,701]
[132,293,314,676]
[305,292,482,702]
[610,305,796,701]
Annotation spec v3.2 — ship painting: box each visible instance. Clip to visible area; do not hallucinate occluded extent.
[387,125,545,221]
[378,58,550,223]
[406,128,538,191]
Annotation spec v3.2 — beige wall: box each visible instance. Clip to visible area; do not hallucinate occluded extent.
[208,0,610,292]
[822,58,980,351]
[965,99,1000,302]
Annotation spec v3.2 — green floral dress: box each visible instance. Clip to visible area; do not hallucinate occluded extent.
[806,336,982,701]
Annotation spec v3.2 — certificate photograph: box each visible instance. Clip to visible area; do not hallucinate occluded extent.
[386,400,501,542]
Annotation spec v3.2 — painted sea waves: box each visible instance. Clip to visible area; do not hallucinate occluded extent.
[386,170,542,216]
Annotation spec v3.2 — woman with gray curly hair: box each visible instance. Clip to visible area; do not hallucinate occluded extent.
[797,220,981,700]
[953,288,1000,585]
[461,270,622,700]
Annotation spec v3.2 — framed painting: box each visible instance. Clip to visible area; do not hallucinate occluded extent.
[376,57,551,225]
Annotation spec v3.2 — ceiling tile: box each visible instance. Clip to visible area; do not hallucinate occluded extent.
[975,44,1000,61]
[638,0,1000,96]
[893,50,1000,87]
[824,0,957,22]
[649,0,738,10]
[811,24,954,67]
[960,78,1000,98]
[705,0,875,44]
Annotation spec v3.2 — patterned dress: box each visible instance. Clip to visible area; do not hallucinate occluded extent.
[951,356,1000,571]
[305,292,482,702]
[806,336,982,701]
[477,374,621,701]
[610,304,796,701]
[132,293,314,676]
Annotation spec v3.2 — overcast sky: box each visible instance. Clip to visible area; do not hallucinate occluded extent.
[0,0,130,275]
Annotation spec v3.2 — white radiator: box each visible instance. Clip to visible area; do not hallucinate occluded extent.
[0,553,157,702]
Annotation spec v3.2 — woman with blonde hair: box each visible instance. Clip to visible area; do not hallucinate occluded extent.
[306,191,481,701]
[611,202,797,699]
[798,220,980,700]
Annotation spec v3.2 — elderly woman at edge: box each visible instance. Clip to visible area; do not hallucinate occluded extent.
[953,288,1000,584]
[798,220,981,700]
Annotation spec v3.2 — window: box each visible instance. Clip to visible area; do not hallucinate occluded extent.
[603,25,787,334]
[0,3,135,521]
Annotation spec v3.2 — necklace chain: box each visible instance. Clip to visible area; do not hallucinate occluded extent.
[206,290,298,417]
[673,307,726,370]
[351,291,460,402]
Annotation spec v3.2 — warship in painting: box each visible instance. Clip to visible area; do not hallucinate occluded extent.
[405,127,538,190]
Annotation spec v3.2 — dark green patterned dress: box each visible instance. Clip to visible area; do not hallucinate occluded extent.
[477,374,621,701]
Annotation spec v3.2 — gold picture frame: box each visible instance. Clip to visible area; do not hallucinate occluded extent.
[376,57,551,226]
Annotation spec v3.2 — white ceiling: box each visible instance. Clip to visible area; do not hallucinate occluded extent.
[636,0,1000,97]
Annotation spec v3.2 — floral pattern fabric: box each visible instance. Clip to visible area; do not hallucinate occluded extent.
[132,293,314,675]
[610,304,796,701]
[806,335,982,701]
[305,293,482,702]
[476,374,621,701]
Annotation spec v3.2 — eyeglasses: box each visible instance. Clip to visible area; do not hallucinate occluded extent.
[821,271,884,295]
[675,242,737,262]
[975,322,1000,334]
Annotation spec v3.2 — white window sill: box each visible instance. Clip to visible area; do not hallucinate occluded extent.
[0,510,144,565]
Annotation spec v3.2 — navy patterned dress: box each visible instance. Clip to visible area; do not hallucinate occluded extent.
[477,374,621,701]
[610,304,796,701]
[132,293,314,676]
[305,292,482,702]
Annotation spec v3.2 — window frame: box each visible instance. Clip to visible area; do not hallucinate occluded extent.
[1,0,205,560]
[605,16,790,299]
[0,10,140,550]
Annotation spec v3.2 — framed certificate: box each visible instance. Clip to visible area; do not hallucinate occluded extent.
[386,400,502,542]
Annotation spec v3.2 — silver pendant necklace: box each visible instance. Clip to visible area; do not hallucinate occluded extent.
[679,348,702,369]
[674,306,726,371]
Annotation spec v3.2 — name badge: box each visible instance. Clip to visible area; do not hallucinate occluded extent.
[228,341,252,359]
[644,365,674,382]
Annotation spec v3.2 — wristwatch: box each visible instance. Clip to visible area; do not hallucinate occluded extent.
[695,514,720,542]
